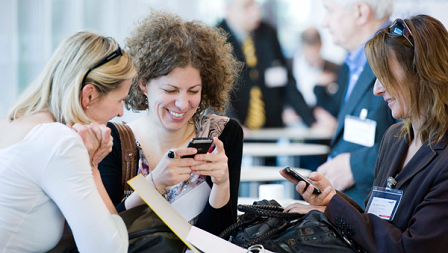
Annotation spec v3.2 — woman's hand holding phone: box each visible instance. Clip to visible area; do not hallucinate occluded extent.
[190,137,229,185]
[298,172,337,207]
[280,168,336,207]
[150,147,205,192]
[190,137,230,209]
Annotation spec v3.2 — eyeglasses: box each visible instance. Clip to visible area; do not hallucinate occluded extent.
[81,46,123,88]
[389,19,414,47]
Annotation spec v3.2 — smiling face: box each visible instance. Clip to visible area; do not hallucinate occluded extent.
[84,78,132,124]
[142,66,202,131]
[373,56,410,120]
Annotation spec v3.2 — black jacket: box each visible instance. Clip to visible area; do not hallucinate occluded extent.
[326,123,448,253]
[217,20,315,127]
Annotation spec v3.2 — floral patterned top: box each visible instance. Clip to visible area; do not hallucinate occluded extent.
[136,114,230,220]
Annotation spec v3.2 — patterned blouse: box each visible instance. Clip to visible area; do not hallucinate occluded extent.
[136,114,229,220]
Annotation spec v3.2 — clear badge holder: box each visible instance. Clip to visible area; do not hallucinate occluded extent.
[365,177,403,221]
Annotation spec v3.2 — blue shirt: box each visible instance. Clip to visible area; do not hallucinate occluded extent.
[344,21,390,102]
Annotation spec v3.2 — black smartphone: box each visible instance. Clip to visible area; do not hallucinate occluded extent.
[283,166,321,194]
[182,138,214,158]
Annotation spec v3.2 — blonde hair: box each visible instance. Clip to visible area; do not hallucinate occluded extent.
[8,30,136,125]
[366,15,448,146]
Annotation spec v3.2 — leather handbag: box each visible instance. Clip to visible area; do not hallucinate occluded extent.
[120,204,187,253]
[219,199,363,253]
[112,122,138,199]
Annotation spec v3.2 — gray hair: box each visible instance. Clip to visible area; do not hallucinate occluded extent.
[335,0,394,20]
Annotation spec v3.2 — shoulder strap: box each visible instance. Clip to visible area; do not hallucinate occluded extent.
[113,122,138,199]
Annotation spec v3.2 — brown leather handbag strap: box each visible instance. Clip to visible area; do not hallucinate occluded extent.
[113,122,138,199]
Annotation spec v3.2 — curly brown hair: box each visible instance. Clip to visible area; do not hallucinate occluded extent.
[124,10,241,117]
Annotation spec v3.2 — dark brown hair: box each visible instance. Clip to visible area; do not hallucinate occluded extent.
[365,15,448,146]
[124,10,241,116]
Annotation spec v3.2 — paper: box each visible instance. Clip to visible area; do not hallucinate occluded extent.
[172,181,211,221]
[343,115,377,147]
[265,66,288,88]
[367,197,397,220]
[187,226,248,253]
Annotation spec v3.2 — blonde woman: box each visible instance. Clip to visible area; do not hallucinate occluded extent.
[0,31,136,252]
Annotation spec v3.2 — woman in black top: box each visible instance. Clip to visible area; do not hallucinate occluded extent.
[99,10,242,236]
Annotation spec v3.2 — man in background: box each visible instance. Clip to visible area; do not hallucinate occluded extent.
[316,0,396,206]
[218,0,316,130]
[292,27,340,115]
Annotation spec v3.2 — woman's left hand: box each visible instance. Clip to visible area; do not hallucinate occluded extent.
[190,137,229,186]
[284,202,326,214]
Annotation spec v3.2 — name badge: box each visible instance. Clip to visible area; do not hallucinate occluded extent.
[366,186,403,221]
[343,109,376,147]
[265,66,288,88]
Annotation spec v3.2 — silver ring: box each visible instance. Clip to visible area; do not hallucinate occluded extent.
[167,149,176,159]
[212,167,215,171]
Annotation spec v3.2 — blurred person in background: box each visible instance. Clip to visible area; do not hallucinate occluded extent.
[218,0,317,131]
[315,0,396,206]
[284,27,341,127]
[293,27,340,114]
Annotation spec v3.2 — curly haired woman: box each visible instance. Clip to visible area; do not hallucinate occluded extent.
[98,10,243,235]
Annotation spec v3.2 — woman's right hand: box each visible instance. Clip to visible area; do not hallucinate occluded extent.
[149,148,206,193]
[298,172,337,206]
[280,170,336,206]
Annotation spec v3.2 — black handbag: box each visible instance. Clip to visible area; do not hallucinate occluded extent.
[47,204,186,253]
[121,204,186,253]
[219,199,363,253]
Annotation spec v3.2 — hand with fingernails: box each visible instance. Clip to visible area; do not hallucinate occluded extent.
[280,170,337,214]
[68,123,113,167]
[189,137,229,186]
[148,146,206,193]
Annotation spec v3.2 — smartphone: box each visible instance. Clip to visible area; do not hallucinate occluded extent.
[182,138,214,158]
[283,166,321,194]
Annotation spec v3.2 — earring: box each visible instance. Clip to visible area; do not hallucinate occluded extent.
[86,106,89,109]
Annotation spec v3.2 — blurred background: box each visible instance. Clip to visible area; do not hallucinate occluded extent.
[1,0,447,121]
